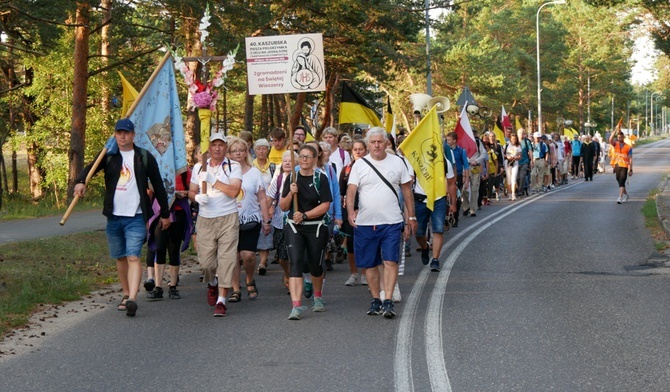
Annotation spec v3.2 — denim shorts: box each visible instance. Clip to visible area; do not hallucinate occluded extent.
[415,197,447,236]
[106,214,146,259]
[354,223,402,269]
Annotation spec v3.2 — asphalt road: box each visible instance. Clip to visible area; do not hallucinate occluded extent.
[0,209,106,245]
[1,140,670,391]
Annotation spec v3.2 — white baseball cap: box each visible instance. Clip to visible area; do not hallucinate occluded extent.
[210,133,227,143]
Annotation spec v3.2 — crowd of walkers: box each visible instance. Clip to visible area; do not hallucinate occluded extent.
[75,118,633,318]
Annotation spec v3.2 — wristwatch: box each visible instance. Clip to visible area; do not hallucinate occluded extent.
[408,216,417,221]
[302,212,309,221]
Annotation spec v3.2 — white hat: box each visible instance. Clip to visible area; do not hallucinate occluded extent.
[210,133,227,143]
[533,132,541,138]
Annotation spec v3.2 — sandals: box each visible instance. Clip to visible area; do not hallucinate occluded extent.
[117,295,129,311]
[257,264,267,276]
[246,279,258,300]
[228,291,241,303]
[125,300,138,317]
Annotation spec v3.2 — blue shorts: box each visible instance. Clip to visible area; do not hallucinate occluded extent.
[354,223,403,269]
[106,214,146,259]
[415,197,447,237]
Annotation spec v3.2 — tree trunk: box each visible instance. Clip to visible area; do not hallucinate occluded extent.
[67,2,91,200]
[183,20,200,166]
[11,150,17,193]
[318,72,339,139]
[273,95,283,129]
[289,92,306,131]
[260,95,268,137]
[244,84,255,133]
[100,0,112,113]
[27,140,43,200]
[268,95,275,128]
[0,152,5,210]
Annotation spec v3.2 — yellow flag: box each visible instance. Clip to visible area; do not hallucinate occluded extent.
[399,105,446,211]
[515,115,523,132]
[118,71,139,117]
[493,123,506,144]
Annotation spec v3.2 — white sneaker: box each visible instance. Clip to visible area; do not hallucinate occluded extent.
[345,273,358,286]
[380,291,386,301]
[360,275,368,285]
[623,194,629,203]
[392,283,401,303]
[617,197,622,204]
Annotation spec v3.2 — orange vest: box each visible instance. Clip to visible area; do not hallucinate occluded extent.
[610,142,631,168]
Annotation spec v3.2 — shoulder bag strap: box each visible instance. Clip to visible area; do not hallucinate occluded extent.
[361,157,399,204]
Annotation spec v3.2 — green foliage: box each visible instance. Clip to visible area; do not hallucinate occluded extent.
[0,0,668,206]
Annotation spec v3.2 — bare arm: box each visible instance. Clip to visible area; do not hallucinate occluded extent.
[213,178,242,199]
[346,183,358,227]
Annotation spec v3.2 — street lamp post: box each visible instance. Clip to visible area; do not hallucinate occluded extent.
[536,0,567,135]
[651,92,662,135]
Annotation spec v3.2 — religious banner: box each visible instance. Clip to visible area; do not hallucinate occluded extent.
[245,33,326,95]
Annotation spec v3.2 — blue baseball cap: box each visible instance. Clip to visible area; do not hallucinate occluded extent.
[115,118,135,132]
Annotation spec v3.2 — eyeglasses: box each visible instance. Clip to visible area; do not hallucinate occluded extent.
[229,149,245,154]
[298,155,314,160]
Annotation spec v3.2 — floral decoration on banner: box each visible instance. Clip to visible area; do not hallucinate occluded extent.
[173,5,238,111]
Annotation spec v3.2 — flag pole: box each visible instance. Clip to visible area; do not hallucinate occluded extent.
[124,51,173,119]
[284,93,298,213]
[60,51,173,226]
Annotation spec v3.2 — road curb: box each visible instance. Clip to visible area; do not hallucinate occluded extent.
[655,176,670,239]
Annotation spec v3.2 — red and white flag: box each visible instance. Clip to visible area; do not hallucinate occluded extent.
[454,105,477,158]
[501,105,513,129]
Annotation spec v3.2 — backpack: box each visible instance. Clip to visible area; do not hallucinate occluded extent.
[283,170,332,225]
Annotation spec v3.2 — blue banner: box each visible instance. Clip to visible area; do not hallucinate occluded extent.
[127,54,187,206]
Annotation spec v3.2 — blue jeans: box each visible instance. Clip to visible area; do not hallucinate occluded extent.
[415,197,447,236]
[106,214,146,259]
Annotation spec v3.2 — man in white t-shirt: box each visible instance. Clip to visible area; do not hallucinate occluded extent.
[189,133,243,317]
[74,118,171,318]
[346,127,417,319]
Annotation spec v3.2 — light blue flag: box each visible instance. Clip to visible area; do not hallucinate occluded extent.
[126,54,188,206]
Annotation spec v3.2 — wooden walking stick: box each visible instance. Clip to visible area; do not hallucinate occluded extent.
[284,93,298,213]
[59,148,108,225]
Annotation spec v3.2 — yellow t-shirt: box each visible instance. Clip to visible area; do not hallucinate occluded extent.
[268,147,286,165]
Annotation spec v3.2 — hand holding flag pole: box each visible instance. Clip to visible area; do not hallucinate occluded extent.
[59,143,110,226]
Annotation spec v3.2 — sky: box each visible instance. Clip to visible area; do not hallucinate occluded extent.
[630,35,659,86]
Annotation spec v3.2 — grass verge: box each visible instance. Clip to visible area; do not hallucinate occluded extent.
[0,231,116,337]
[641,187,669,252]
